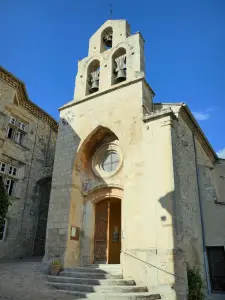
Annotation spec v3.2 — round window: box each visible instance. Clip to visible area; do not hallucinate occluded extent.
[101,151,119,172]
[92,143,123,178]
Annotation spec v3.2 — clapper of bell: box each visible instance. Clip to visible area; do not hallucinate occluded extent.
[103,34,112,48]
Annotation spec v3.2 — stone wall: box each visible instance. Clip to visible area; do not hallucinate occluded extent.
[0,77,57,259]
[172,115,205,268]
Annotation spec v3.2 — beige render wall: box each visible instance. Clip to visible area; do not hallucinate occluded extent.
[196,142,225,247]
[198,162,225,247]
[121,113,188,300]
[212,160,225,204]
[44,80,145,264]
[194,139,225,300]
[0,78,57,259]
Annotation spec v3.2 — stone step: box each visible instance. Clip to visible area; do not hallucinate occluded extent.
[85,264,121,268]
[47,282,148,293]
[63,266,122,274]
[47,276,135,286]
[56,290,161,300]
[60,271,123,279]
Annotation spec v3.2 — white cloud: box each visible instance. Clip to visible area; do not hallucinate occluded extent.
[217,148,225,159]
[193,111,210,121]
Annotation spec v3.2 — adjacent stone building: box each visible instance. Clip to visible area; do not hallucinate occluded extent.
[44,20,225,299]
[0,66,57,259]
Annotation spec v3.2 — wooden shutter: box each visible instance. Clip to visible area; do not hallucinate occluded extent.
[14,180,21,199]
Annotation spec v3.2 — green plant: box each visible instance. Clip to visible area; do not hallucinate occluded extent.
[0,177,11,222]
[187,265,205,300]
[51,260,61,265]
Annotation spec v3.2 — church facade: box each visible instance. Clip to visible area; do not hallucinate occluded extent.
[44,20,225,299]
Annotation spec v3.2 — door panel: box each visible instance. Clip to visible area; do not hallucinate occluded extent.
[94,200,108,262]
[109,199,121,264]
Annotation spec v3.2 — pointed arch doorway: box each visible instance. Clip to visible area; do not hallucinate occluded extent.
[94,198,121,264]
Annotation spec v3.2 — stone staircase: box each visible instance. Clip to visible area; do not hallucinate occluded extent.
[47,264,161,299]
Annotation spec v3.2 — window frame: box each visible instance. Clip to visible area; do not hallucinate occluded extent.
[6,178,15,196]
[207,246,225,293]
[0,161,6,174]
[6,126,15,140]
[0,162,20,197]
[92,142,123,179]
[9,116,16,125]
[15,131,25,145]
[101,151,120,172]
[18,121,26,132]
[6,116,27,146]
[8,165,17,177]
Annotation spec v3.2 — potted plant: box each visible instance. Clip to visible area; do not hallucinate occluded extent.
[50,260,61,276]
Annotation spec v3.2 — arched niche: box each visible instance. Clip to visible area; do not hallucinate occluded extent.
[86,59,100,95]
[101,27,113,52]
[112,47,127,85]
[75,125,118,177]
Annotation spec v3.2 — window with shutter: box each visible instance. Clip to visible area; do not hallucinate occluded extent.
[6,115,28,146]
[7,126,15,140]
[9,116,16,125]
[0,162,21,198]
[0,162,6,173]
[207,247,225,292]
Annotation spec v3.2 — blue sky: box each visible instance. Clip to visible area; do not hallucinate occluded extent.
[1,0,225,157]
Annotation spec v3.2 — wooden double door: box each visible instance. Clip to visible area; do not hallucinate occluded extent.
[94,198,121,264]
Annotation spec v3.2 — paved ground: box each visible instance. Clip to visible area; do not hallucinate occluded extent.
[0,259,75,300]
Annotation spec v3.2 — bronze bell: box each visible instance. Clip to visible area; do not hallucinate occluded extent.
[89,80,99,94]
[103,33,112,48]
[115,69,126,84]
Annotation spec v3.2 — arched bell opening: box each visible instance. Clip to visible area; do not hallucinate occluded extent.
[101,27,113,52]
[86,59,100,95]
[112,47,127,85]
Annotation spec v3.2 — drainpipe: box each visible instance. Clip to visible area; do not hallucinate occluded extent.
[192,129,211,295]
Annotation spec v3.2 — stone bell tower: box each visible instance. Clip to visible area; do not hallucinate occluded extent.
[73,19,154,113]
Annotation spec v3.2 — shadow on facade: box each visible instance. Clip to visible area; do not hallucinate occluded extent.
[158,191,188,299]
[33,176,52,257]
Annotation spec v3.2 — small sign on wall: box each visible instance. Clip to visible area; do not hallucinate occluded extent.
[70,226,80,241]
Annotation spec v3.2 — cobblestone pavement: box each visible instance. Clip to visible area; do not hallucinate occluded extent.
[0,259,75,300]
